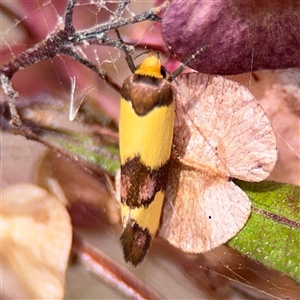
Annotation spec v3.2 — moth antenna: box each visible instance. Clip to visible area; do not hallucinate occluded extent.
[115,28,136,73]
[168,45,209,82]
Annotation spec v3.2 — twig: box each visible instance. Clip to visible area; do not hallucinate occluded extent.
[0,74,22,127]
[62,48,121,93]
[72,233,162,300]
[114,0,131,20]
[0,0,169,128]
[64,0,76,34]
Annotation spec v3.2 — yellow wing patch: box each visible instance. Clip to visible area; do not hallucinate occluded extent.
[119,98,174,169]
[121,190,165,237]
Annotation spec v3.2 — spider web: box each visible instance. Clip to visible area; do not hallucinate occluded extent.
[0,0,156,123]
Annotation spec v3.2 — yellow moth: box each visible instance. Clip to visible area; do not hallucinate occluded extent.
[118,55,277,266]
[119,54,174,266]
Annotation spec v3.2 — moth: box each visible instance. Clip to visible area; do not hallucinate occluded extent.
[119,54,174,266]
[118,54,277,266]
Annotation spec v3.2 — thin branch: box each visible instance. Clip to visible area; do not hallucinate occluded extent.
[0,0,169,133]
[76,8,161,42]
[0,74,22,127]
[72,234,162,300]
[0,0,168,83]
[64,0,76,34]
[61,48,121,93]
[114,0,131,20]
[1,30,70,79]
[88,34,134,61]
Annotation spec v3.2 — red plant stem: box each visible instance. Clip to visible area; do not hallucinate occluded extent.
[72,233,162,300]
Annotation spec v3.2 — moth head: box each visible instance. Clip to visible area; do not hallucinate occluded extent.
[135,53,163,79]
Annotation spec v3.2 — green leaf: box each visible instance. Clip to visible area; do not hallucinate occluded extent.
[43,129,120,176]
[229,180,300,284]
[59,134,119,176]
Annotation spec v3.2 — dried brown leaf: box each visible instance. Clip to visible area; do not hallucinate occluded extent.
[1,183,72,299]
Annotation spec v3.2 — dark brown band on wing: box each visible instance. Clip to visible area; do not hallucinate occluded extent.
[121,156,170,208]
[121,74,173,116]
[120,220,152,266]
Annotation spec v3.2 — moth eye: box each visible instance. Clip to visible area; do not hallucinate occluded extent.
[161,66,167,78]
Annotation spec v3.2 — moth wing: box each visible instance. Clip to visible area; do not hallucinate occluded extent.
[159,161,251,252]
[173,73,277,182]
[158,72,277,252]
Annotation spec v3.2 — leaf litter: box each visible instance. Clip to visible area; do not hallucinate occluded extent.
[1,183,72,299]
